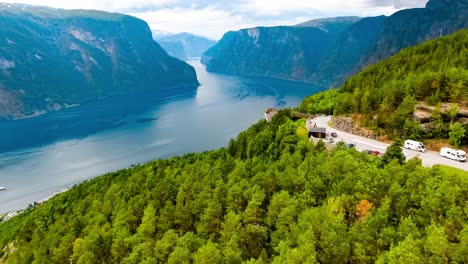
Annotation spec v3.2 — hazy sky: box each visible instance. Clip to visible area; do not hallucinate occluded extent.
[6,0,429,39]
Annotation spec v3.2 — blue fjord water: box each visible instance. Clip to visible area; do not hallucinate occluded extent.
[0,60,322,213]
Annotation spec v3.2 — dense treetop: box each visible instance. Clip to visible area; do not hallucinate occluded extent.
[1,111,467,263]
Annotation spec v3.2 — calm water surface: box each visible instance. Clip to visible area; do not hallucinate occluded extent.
[0,60,322,213]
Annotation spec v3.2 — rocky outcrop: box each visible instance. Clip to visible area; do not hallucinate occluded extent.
[413,110,432,123]
[0,4,199,119]
[413,102,468,130]
[331,116,381,140]
[415,102,468,118]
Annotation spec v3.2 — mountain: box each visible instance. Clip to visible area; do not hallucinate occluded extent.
[203,0,468,86]
[316,16,386,86]
[294,16,362,29]
[153,32,217,61]
[201,17,361,83]
[361,0,468,70]
[0,4,199,120]
[299,29,468,144]
[1,109,467,263]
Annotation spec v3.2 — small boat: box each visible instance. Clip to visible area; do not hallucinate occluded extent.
[0,186,6,191]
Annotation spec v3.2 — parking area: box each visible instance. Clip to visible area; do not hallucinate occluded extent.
[308,116,468,171]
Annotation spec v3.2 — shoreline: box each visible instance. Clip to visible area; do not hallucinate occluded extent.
[0,61,314,222]
[0,162,151,222]
[0,187,70,222]
[3,83,200,122]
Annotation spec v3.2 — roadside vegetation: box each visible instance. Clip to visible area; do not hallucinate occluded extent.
[299,29,468,147]
[1,111,467,263]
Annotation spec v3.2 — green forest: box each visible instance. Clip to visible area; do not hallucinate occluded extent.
[299,29,468,144]
[1,111,467,263]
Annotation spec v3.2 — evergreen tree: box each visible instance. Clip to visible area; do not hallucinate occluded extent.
[449,123,466,147]
[382,140,406,165]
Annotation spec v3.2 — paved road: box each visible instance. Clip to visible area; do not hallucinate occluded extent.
[314,116,468,171]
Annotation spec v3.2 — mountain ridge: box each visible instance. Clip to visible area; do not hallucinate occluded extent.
[202,0,468,87]
[0,4,199,119]
[201,18,358,84]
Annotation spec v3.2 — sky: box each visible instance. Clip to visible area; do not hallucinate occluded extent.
[5,0,429,39]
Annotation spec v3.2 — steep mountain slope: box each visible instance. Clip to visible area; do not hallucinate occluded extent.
[299,29,468,144]
[316,16,386,86]
[203,0,468,87]
[363,0,468,67]
[201,17,360,83]
[0,4,199,120]
[153,32,216,60]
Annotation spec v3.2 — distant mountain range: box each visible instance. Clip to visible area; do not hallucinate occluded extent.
[202,0,468,87]
[153,32,217,61]
[0,4,199,120]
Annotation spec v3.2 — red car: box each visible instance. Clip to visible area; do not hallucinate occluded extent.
[365,150,381,156]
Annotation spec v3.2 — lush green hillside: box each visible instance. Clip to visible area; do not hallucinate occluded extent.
[1,110,467,263]
[0,4,198,119]
[300,29,468,145]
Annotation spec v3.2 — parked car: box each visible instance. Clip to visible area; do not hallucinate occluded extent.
[440,147,467,162]
[347,143,355,148]
[404,140,426,152]
[364,150,380,156]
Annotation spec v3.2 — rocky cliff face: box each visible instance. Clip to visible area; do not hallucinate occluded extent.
[0,4,199,119]
[202,0,468,87]
[331,116,381,140]
[315,16,386,86]
[361,0,468,69]
[202,17,360,83]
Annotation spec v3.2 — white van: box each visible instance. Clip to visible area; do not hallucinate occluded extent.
[404,140,426,152]
[440,147,467,162]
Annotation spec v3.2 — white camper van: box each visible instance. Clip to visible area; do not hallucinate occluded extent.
[440,147,467,162]
[404,140,426,152]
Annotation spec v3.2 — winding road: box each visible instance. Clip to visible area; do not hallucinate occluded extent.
[314,116,468,171]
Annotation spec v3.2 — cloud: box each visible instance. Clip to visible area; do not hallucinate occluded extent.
[237,0,428,18]
[4,0,429,39]
[133,7,249,40]
[242,0,369,15]
[133,6,309,40]
[367,0,428,9]
[10,0,179,12]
